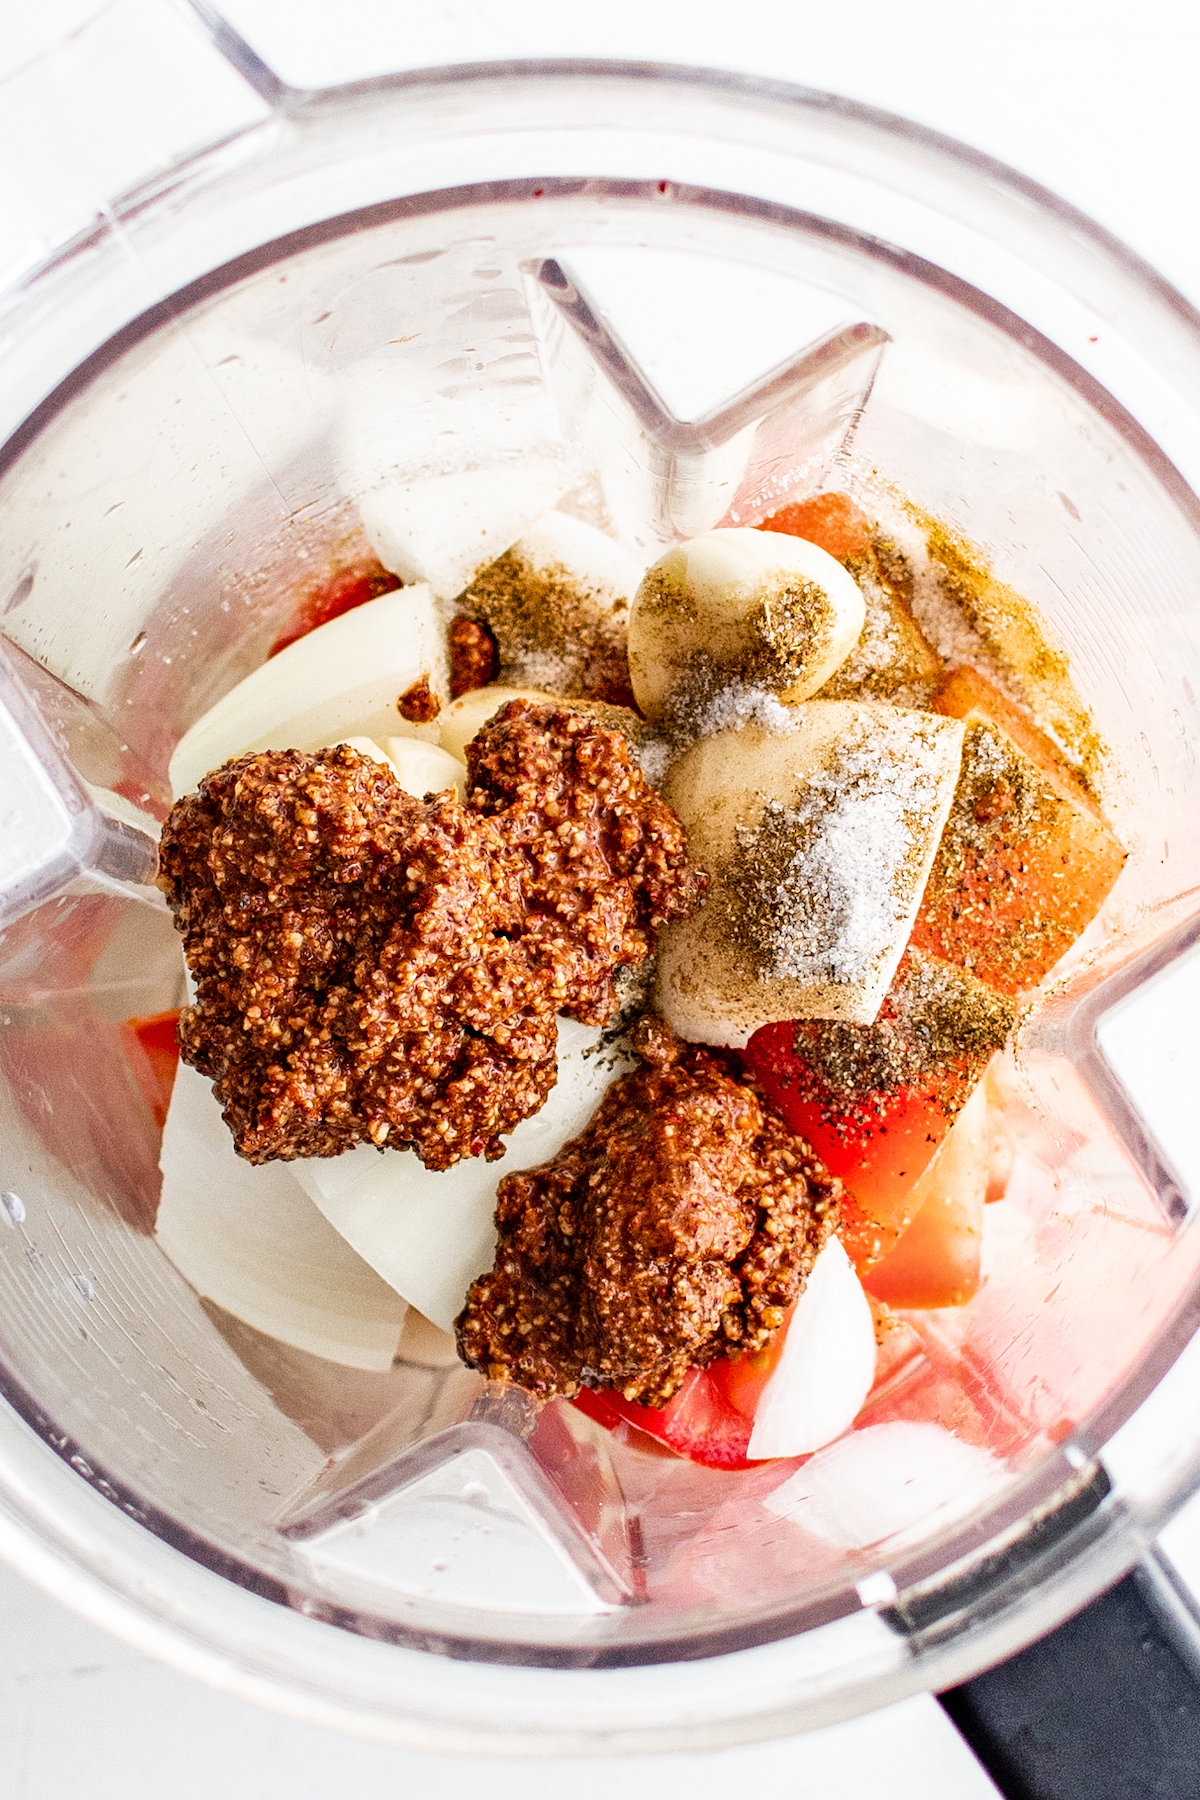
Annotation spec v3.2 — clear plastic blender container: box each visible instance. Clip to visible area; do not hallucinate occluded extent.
[3,45,1200,1755]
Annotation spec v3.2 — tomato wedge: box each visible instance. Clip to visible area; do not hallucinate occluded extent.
[747,1020,956,1243]
[745,953,1009,1222]
[743,953,1010,1247]
[861,1083,989,1309]
[911,666,1127,997]
[757,492,873,561]
[571,1298,802,1472]
[743,954,1009,1310]
[119,1009,181,1129]
[573,1368,756,1471]
[862,1182,983,1310]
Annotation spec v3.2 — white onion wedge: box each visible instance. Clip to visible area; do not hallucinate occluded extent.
[156,1063,408,1370]
[290,1018,633,1332]
[342,735,466,800]
[359,465,570,601]
[168,585,448,798]
[746,1238,876,1461]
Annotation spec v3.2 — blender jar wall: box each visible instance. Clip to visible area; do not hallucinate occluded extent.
[1,60,1200,1747]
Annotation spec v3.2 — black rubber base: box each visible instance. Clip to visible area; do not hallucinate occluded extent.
[940,1571,1200,1800]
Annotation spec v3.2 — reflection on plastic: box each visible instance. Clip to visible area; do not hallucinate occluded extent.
[1096,935,1200,1219]
[529,256,888,552]
[764,1423,1010,1551]
[285,1423,626,1615]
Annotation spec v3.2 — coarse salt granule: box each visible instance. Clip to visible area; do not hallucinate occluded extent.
[739,710,957,988]
[656,703,965,1043]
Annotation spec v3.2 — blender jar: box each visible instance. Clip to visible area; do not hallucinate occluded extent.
[2,36,1200,1755]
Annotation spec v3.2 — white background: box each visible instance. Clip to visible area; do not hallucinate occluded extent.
[2,1,1200,1793]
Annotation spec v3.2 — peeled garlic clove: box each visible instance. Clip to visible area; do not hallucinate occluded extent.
[656,702,964,1040]
[747,1238,877,1460]
[627,527,866,726]
[169,585,448,798]
[157,1063,408,1370]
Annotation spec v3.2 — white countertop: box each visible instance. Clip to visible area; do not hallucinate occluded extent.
[1,0,1198,1791]
[0,1554,1002,1798]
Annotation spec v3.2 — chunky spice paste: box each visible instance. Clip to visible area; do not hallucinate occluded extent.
[448,615,500,698]
[158,703,702,1170]
[465,700,703,1025]
[152,483,1129,1455]
[455,1014,840,1405]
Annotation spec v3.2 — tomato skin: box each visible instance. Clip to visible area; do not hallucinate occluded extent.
[757,492,873,561]
[862,1184,982,1308]
[861,1081,989,1309]
[744,1020,954,1238]
[119,1009,181,1129]
[573,1368,755,1470]
[268,562,401,658]
[744,1002,997,1310]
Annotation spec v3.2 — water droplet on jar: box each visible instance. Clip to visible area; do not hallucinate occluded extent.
[1,1192,26,1225]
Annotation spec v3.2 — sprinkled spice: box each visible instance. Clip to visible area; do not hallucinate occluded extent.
[911,711,1126,995]
[456,1014,839,1405]
[789,951,1015,1119]
[692,681,803,740]
[396,675,440,723]
[879,495,1107,789]
[733,711,961,989]
[816,538,941,708]
[572,638,640,712]
[460,542,635,707]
